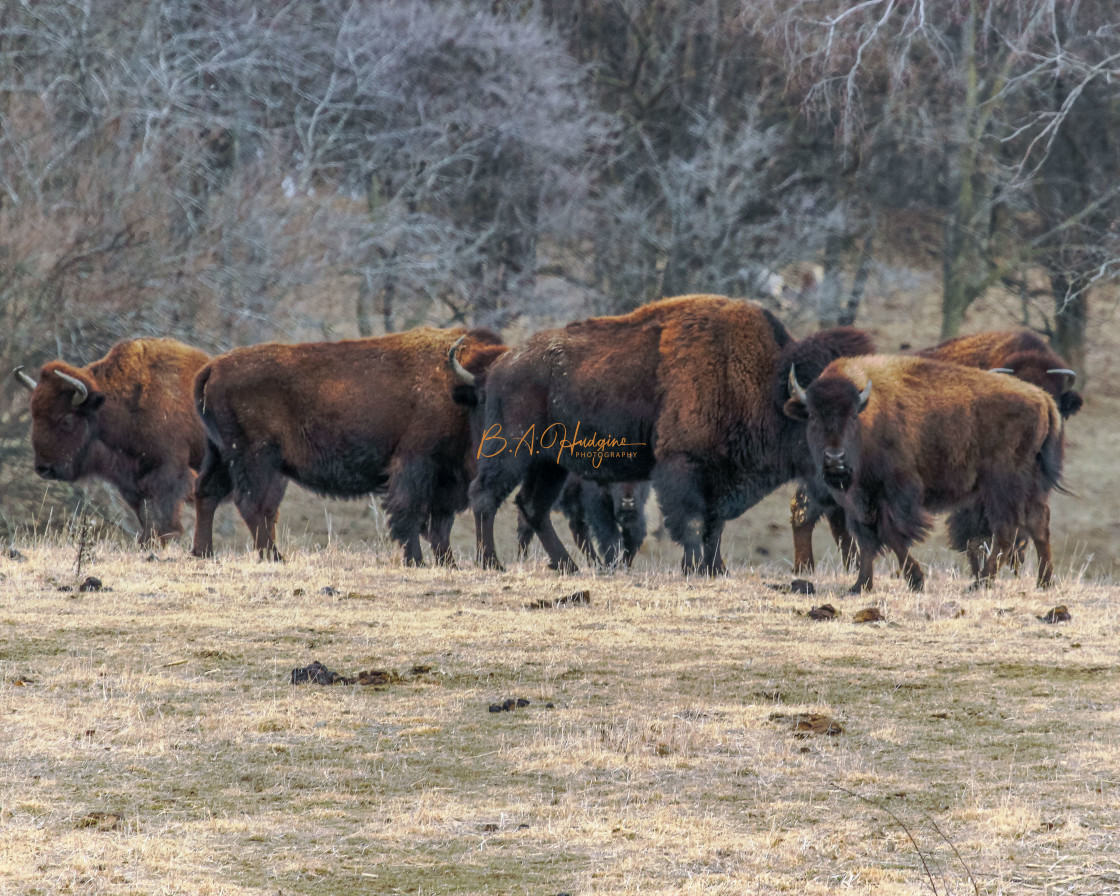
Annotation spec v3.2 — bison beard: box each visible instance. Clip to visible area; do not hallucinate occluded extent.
[785,355,1064,593]
[192,327,505,563]
[453,294,874,574]
[15,338,210,548]
[789,329,1081,583]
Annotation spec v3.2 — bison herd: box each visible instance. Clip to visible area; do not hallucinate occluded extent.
[13,294,1081,593]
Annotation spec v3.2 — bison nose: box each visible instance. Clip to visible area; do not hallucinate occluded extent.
[35,463,56,479]
[822,448,846,470]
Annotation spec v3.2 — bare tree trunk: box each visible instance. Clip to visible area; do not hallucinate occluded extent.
[1050,272,1088,375]
[815,232,846,328]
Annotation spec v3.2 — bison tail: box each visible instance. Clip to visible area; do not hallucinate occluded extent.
[193,364,225,451]
[1038,409,1073,497]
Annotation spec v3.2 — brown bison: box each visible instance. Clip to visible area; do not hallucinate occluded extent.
[14,338,210,546]
[790,329,1082,578]
[515,476,650,568]
[192,327,506,563]
[451,294,874,573]
[785,355,1064,593]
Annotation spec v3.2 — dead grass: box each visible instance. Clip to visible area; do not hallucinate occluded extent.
[0,538,1117,896]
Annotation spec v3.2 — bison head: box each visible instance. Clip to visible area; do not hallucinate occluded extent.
[784,365,871,491]
[448,331,507,409]
[989,351,1082,419]
[25,364,107,481]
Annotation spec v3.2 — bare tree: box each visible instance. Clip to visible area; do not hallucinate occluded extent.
[760,0,1120,352]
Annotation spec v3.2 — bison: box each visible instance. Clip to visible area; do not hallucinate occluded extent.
[14,338,210,546]
[790,329,1082,578]
[450,294,875,574]
[785,355,1064,593]
[515,476,650,568]
[192,327,506,563]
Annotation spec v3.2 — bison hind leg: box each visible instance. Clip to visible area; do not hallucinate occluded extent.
[1023,500,1053,588]
[515,462,578,573]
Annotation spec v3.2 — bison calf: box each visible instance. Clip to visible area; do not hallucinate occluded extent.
[15,338,210,547]
[785,356,1064,593]
[193,327,505,563]
[516,475,650,568]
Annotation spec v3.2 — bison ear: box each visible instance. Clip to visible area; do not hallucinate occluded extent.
[451,384,479,408]
[783,397,808,421]
[857,380,872,412]
[81,390,107,412]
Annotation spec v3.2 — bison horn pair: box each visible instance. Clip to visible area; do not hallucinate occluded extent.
[448,336,475,387]
[1047,367,1077,388]
[788,365,872,409]
[13,366,37,391]
[54,370,90,406]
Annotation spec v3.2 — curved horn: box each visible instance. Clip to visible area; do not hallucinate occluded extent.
[989,367,1014,374]
[787,365,808,404]
[858,379,872,409]
[1047,367,1076,388]
[448,336,476,387]
[53,370,89,406]
[13,366,37,391]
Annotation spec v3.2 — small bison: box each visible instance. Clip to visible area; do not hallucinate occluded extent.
[14,338,210,546]
[790,329,1081,578]
[516,476,650,568]
[192,327,506,563]
[785,355,1064,593]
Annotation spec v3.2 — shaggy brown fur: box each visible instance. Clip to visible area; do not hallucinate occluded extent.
[455,294,874,573]
[791,329,1081,578]
[17,338,210,546]
[786,355,1064,593]
[193,327,505,563]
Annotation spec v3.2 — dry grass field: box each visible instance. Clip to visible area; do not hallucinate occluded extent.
[0,538,1117,896]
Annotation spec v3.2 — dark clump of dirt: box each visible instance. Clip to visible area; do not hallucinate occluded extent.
[1038,605,1072,624]
[803,603,838,621]
[527,590,590,610]
[291,660,347,685]
[853,607,885,624]
[489,697,531,713]
[770,711,844,737]
[290,660,422,686]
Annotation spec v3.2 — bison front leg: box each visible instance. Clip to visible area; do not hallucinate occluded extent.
[654,458,724,575]
[514,506,534,559]
[789,484,819,574]
[425,512,458,568]
[895,549,924,591]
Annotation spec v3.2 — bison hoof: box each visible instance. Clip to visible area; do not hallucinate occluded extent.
[190,548,214,559]
[549,558,580,574]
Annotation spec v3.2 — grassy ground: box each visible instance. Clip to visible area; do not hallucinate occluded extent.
[0,539,1116,895]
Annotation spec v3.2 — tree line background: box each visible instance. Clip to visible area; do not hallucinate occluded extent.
[1,0,1118,538]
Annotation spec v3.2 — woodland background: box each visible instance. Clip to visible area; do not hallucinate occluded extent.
[1,0,1118,565]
